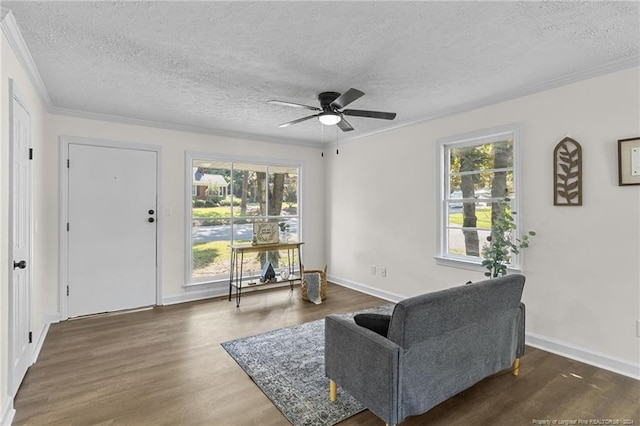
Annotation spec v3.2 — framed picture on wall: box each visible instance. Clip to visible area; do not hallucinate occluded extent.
[618,137,640,186]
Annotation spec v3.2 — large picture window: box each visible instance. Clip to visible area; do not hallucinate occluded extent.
[187,155,300,284]
[437,124,522,269]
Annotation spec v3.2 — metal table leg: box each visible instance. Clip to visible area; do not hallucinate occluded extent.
[297,246,303,287]
[228,249,236,302]
[236,251,244,307]
[287,248,294,291]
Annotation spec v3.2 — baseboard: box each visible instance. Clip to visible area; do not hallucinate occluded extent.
[1,397,15,426]
[327,274,404,303]
[0,313,59,426]
[526,332,639,380]
[32,313,60,364]
[163,281,297,306]
[163,285,228,305]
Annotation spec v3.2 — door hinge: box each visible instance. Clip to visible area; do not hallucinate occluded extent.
[67,159,70,168]
[28,331,32,344]
[67,222,69,232]
[66,285,69,296]
[29,148,33,160]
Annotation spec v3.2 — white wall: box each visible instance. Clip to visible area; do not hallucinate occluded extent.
[326,67,640,378]
[47,116,326,304]
[2,16,638,425]
[2,17,326,421]
[1,25,49,425]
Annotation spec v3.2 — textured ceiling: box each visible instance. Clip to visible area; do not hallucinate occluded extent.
[3,1,640,146]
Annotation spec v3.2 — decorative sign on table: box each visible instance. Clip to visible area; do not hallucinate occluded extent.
[253,222,279,245]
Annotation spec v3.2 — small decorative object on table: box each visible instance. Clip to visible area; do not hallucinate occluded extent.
[278,221,290,242]
[247,270,257,286]
[260,262,277,283]
[280,269,290,280]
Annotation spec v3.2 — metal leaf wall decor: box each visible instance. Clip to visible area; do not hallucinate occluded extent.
[553,137,582,206]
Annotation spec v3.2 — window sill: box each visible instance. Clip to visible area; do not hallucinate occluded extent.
[434,256,522,275]
[184,279,227,289]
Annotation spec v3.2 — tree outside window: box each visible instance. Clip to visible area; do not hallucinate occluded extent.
[438,124,522,269]
[188,157,300,284]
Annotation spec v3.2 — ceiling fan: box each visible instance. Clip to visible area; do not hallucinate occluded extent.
[268,88,396,132]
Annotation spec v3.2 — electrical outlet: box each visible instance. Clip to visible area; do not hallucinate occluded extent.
[380,267,387,278]
[371,266,376,276]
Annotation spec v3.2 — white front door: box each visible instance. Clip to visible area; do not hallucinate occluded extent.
[67,143,158,318]
[9,80,32,395]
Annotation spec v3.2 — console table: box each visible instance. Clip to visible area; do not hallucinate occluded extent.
[228,242,304,307]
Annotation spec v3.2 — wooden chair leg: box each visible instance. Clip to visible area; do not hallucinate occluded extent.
[329,379,337,402]
[512,358,520,376]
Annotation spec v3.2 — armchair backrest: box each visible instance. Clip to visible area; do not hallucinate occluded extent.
[387,274,525,349]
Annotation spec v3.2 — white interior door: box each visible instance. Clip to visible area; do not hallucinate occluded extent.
[9,81,32,396]
[67,143,157,318]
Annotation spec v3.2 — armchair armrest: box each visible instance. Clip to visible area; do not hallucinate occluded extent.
[325,315,402,425]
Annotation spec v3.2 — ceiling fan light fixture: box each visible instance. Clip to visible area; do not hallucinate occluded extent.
[318,111,341,126]
[271,89,395,132]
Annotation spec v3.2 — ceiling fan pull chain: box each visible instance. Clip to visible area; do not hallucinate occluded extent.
[336,126,339,155]
[321,124,325,157]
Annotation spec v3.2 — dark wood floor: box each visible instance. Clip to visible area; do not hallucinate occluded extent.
[13,284,640,425]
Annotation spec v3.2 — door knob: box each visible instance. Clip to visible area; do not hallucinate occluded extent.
[148,218,155,223]
[13,260,26,270]
[148,209,155,215]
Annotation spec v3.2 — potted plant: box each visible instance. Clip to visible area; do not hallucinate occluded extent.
[278,221,290,242]
[481,198,535,278]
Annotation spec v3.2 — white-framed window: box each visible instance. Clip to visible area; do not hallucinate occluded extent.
[436,123,522,270]
[186,153,300,285]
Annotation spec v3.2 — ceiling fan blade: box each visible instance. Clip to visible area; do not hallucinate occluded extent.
[330,88,365,110]
[336,117,354,132]
[278,114,318,128]
[268,100,321,111]
[343,109,396,120]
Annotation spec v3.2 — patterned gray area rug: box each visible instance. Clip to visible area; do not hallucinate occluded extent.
[221,304,394,426]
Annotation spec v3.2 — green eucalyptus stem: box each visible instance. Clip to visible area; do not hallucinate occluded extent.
[481,198,535,278]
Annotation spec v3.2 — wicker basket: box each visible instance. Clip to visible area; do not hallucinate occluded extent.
[300,265,327,301]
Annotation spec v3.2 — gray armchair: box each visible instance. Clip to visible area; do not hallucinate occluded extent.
[325,274,526,426]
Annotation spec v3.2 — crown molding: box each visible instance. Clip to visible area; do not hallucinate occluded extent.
[340,56,640,146]
[0,10,318,149]
[49,105,322,149]
[0,10,53,108]
[1,9,319,149]
[3,7,638,150]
